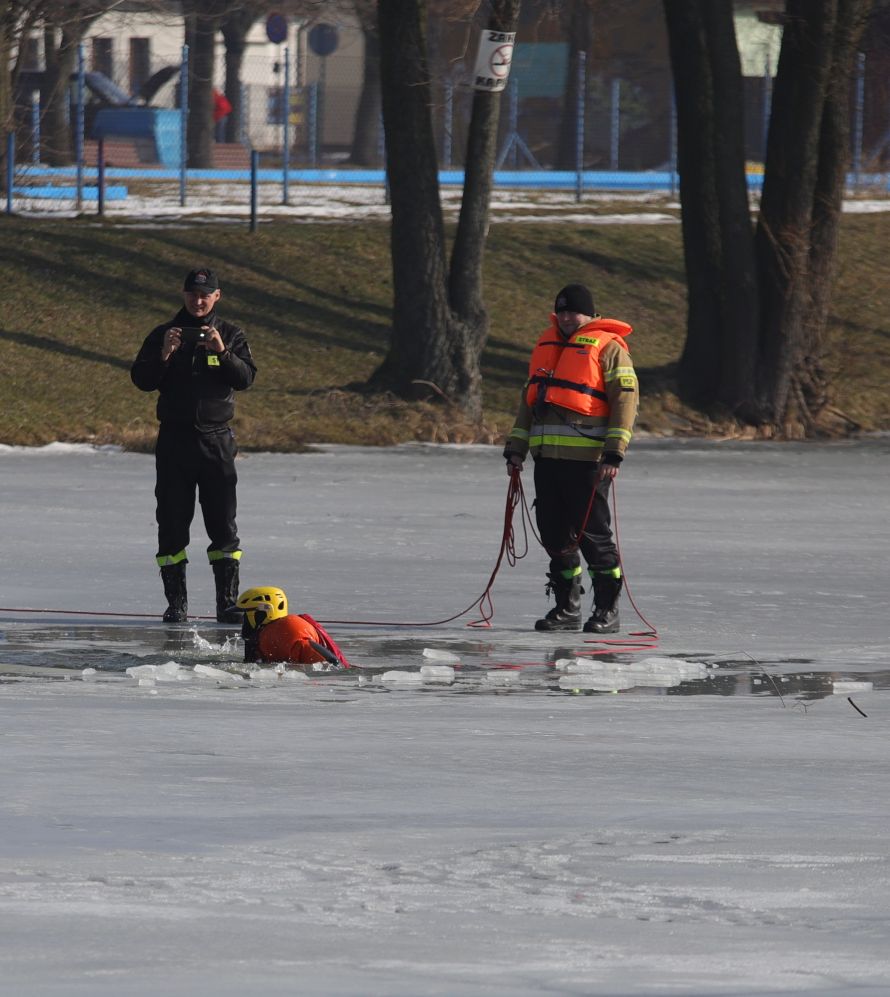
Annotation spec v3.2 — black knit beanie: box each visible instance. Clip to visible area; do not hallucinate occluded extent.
[554,283,595,315]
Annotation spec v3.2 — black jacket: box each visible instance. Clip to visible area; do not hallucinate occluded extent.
[131,308,257,430]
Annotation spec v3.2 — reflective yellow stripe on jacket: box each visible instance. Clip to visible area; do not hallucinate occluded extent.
[528,422,605,450]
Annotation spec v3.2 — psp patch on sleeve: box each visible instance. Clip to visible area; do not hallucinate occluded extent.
[619,375,636,390]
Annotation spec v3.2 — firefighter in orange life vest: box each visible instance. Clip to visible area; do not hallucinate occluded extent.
[234,587,349,670]
[503,283,639,633]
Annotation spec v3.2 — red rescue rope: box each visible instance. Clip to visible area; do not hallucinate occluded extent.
[319,466,530,628]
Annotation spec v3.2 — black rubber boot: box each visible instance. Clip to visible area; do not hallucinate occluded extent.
[212,559,242,623]
[534,572,582,632]
[160,563,188,623]
[583,573,623,634]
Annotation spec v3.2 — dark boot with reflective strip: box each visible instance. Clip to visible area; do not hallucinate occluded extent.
[534,571,582,632]
[160,563,188,623]
[213,558,242,623]
[583,571,623,634]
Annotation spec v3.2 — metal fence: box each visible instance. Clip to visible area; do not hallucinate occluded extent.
[6,36,890,218]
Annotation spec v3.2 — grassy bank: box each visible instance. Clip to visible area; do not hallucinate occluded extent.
[1,212,888,449]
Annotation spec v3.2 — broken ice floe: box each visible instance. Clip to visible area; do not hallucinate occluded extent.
[554,656,708,692]
[421,648,460,663]
[378,663,456,687]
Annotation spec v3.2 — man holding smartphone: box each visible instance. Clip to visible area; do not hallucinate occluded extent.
[131,268,257,623]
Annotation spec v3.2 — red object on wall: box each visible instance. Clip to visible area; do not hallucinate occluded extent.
[213,90,233,123]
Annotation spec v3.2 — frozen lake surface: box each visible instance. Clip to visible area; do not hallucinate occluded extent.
[1,439,889,995]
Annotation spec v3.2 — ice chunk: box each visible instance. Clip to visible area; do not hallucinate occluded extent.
[194,664,245,684]
[419,664,455,684]
[558,674,634,692]
[421,648,459,663]
[555,658,601,673]
[249,666,308,686]
[380,670,424,687]
[554,656,707,689]
[832,680,874,694]
[484,670,520,687]
[126,661,187,683]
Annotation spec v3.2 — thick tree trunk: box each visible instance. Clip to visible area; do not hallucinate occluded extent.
[664,0,872,437]
[187,13,217,168]
[449,0,522,416]
[755,0,871,433]
[0,18,12,191]
[371,0,454,397]
[663,0,758,415]
[371,0,520,421]
[42,26,79,166]
[221,14,250,145]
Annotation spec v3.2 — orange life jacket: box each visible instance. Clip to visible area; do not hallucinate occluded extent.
[255,614,350,668]
[525,317,633,417]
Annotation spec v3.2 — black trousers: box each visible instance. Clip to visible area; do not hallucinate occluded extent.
[533,457,618,576]
[155,424,240,561]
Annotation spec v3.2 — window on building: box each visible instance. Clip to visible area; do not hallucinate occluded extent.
[267,87,285,125]
[92,37,114,79]
[22,36,41,69]
[129,37,151,94]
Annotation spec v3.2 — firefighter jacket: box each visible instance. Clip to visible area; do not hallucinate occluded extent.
[504,316,638,464]
[131,308,256,431]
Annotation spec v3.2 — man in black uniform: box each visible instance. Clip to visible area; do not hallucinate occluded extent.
[131,268,257,623]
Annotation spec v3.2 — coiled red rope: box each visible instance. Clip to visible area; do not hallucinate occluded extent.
[319,466,531,628]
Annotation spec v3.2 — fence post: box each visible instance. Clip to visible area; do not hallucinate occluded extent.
[179,44,189,208]
[508,79,518,168]
[75,43,85,213]
[761,52,772,164]
[31,91,40,164]
[97,138,106,217]
[443,78,453,168]
[308,82,318,166]
[250,149,260,232]
[240,82,249,145]
[249,149,259,232]
[5,132,14,214]
[610,77,620,171]
[378,107,386,175]
[852,51,865,189]
[282,45,290,204]
[669,92,677,199]
[575,52,586,203]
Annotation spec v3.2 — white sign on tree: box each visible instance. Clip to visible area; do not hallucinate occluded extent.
[472,31,516,92]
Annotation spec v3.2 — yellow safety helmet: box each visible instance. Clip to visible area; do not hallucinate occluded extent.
[236,586,288,629]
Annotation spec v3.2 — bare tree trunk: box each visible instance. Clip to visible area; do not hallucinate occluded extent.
[371,0,453,395]
[42,25,79,166]
[755,0,871,433]
[664,0,872,436]
[220,9,256,145]
[187,11,217,168]
[0,15,13,191]
[663,0,758,415]
[371,0,521,421]
[449,0,522,416]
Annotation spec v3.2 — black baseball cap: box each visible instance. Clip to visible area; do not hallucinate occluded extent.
[183,268,220,294]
